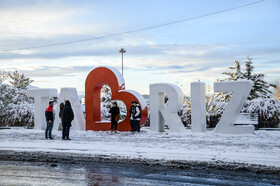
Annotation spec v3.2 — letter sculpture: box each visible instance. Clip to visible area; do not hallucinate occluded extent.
[191,82,206,133]
[54,87,85,131]
[27,88,57,130]
[214,80,254,134]
[149,83,186,132]
[85,66,148,131]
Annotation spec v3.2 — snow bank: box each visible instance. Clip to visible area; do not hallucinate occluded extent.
[0,127,279,169]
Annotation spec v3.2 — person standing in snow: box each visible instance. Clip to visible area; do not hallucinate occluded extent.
[129,101,141,132]
[129,101,136,132]
[59,102,64,138]
[45,101,54,139]
[61,100,74,140]
[133,101,141,132]
[109,102,120,133]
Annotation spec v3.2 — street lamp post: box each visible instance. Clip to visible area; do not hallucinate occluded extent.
[119,48,126,76]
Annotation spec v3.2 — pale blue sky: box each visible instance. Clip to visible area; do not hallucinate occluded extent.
[0,0,279,95]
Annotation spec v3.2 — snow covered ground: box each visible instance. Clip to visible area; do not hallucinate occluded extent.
[0,127,279,169]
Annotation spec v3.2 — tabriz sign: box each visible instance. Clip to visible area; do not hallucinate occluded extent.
[27,66,255,135]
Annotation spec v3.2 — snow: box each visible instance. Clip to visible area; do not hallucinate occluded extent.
[120,90,147,110]
[101,66,125,88]
[0,83,34,127]
[0,127,279,168]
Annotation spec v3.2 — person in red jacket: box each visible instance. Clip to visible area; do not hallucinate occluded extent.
[45,101,54,139]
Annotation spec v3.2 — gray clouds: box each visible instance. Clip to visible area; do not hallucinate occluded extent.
[1,42,279,78]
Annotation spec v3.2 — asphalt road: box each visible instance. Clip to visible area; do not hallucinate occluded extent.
[0,160,279,186]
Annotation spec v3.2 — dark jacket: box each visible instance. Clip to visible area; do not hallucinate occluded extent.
[129,106,136,120]
[62,104,74,126]
[129,104,141,120]
[59,102,64,119]
[45,105,54,122]
[109,106,120,121]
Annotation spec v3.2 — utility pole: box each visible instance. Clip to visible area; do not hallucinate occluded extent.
[119,48,126,76]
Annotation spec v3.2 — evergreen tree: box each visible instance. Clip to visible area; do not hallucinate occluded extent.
[100,85,127,121]
[213,60,235,102]
[0,70,34,127]
[0,70,9,83]
[218,57,275,100]
[243,57,275,100]
[9,71,33,89]
[100,85,112,120]
[222,59,244,81]
[214,60,243,102]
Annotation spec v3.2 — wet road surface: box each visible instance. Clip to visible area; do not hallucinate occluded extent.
[0,161,279,186]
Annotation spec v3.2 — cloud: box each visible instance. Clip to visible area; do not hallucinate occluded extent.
[0,0,123,49]
[263,68,280,75]
[11,65,93,77]
[0,42,235,61]
[0,1,278,92]
[2,41,279,81]
[2,40,279,63]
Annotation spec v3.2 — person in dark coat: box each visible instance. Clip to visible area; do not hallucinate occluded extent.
[59,102,64,138]
[59,102,64,119]
[129,101,136,132]
[61,100,74,140]
[133,101,142,132]
[45,101,54,139]
[109,102,120,133]
[129,101,142,132]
